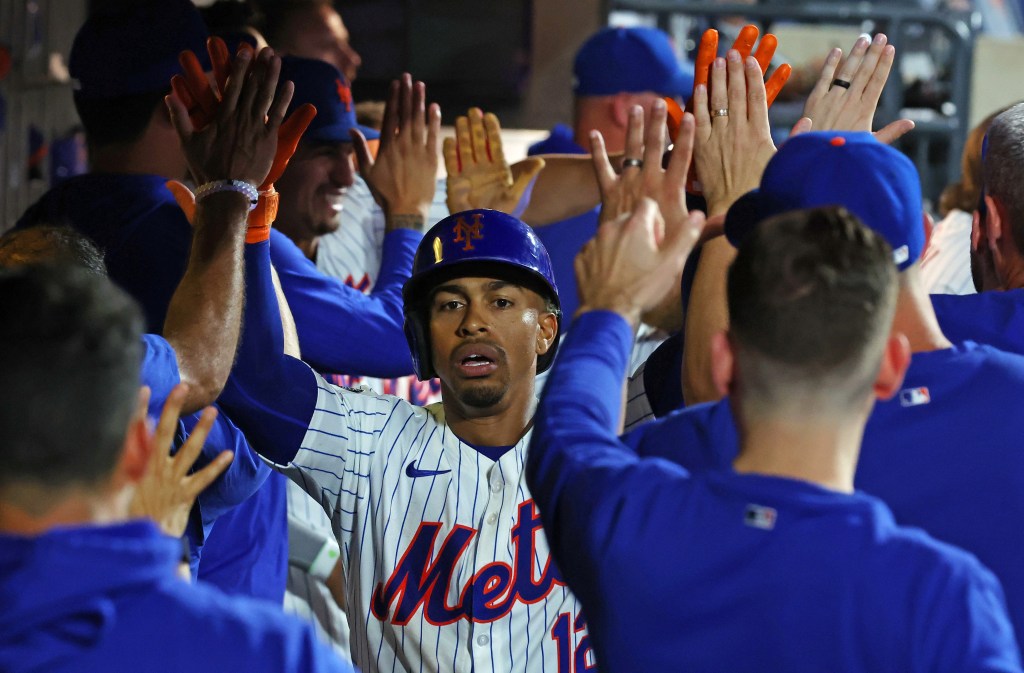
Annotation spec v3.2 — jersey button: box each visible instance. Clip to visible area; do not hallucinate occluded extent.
[490,481,501,493]
[486,513,498,525]
[476,635,489,647]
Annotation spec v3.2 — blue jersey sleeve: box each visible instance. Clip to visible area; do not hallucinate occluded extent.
[186,404,271,519]
[270,228,419,378]
[931,290,1024,356]
[917,556,1022,673]
[217,239,320,467]
[620,398,739,472]
[140,334,181,417]
[527,310,697,607]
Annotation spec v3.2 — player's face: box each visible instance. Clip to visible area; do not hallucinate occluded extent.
[276,140,355,241]
[428,276,557,412]
[282,5,362,82]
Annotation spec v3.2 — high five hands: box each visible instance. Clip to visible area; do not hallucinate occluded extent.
[579,104,705,329]
[166,38,316,236]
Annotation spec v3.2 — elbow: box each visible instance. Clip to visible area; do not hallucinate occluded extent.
[178,362,232,414]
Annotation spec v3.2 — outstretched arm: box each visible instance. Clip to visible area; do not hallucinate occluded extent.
[276,73,440,377]
[163,46,291,413]
[527,188,704,601]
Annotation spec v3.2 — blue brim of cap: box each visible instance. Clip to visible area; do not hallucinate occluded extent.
[724,190,790,248]
[305,123,380,144]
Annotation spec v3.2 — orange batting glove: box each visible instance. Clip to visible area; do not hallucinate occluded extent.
[170,39,318,242]
[675,25,792,193]
[249,103,317,243]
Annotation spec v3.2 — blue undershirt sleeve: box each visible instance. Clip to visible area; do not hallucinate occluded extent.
[216,239,319,466]
[270,228,419,378]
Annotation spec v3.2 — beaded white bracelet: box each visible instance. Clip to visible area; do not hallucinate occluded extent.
[194,179,259,211]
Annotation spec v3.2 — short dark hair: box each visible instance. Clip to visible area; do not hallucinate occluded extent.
[0,225,107,276]
[0,265,144,490]
[985,103,1024,252]
[938,105,1011,217]
[74,88,167,147]
[727,207,898,412]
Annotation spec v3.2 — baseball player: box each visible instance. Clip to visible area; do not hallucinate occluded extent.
[6,36,302,595]
[620,125,1024,651]
[0,264,353,673]
[526,180,1021,670]
[218,206,590,672]
[929,102,1024,353]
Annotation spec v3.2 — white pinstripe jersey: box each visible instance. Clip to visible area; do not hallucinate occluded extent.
[316,176,449,292]
[276,368,593,673]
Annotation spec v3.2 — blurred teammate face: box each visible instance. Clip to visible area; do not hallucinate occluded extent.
[428,277,557,414]
[280,5,362,83]
[275,140,355,241]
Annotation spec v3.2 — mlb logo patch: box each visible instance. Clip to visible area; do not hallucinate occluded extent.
[899,387,931,407]
[744,504,777,530]
[892,244,910,266]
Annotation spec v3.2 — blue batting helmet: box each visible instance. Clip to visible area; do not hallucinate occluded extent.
[402,209,561,381]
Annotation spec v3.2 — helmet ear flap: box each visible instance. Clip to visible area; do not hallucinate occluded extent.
[404,309,435,381]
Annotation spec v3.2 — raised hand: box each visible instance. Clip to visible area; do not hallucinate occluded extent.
[798,33,914,144]
[443,108,545,215]
[590,99,695,233]
[689,26,791,119]
[352,73,441,230]
[171,36,235,131]
[576,197,704,329]
[166,46,291,190]
[130,385,233,538]
[678,25,790,191]
[168,43,316,237]
[693,50,778,217]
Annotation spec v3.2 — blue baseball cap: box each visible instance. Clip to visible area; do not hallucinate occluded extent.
[280,56,379,144]
[70,0,210,99]
[724,132,925,271]
[574,27,694,99]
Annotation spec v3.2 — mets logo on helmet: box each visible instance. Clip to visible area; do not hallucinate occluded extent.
[453,213,484,251]
[335,79,352,112]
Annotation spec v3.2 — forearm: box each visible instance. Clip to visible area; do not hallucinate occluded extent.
[163,191,249,413]
[519,154,604,226]
[683,236,734,405]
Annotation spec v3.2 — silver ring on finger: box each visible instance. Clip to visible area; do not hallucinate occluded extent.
[713,108,729,118]
[622,158,644,169]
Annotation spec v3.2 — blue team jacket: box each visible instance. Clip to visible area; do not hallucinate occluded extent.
[0,522,352,673]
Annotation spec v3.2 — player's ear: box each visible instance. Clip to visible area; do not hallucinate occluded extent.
[611,94,631,129]
[873,332,911,401]
[983,193,1005,248]
[709,330,736,398]
[535,307,558,356]
[114,388,156,489]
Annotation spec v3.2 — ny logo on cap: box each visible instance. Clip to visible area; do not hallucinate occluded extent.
[453,213,484,251]
[335,79,352,112]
